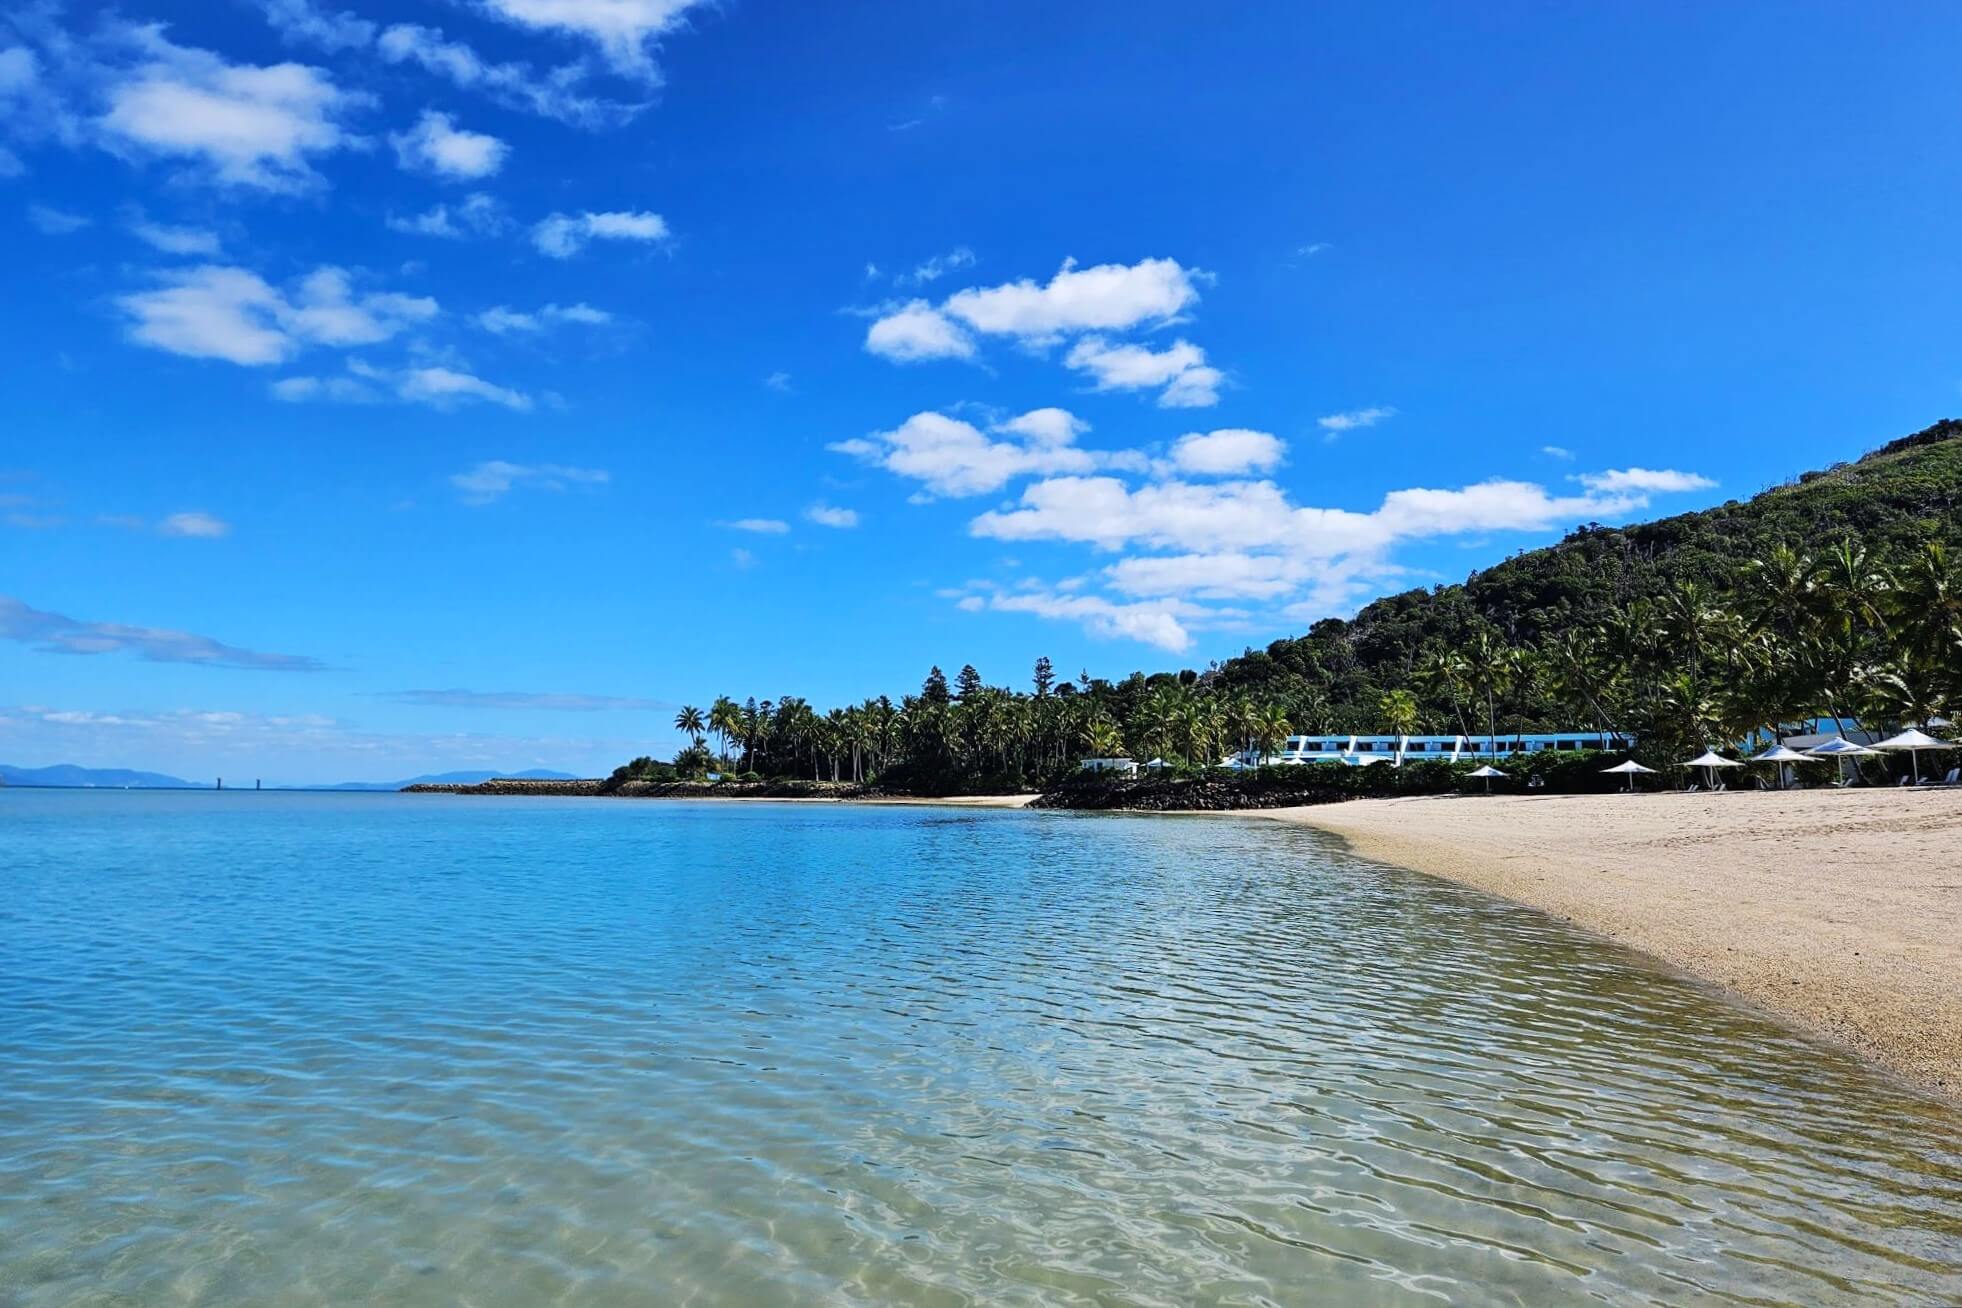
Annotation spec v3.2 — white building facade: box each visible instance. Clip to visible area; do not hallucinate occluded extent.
[1235,731,1631,768]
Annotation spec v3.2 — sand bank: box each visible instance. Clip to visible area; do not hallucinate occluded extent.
[1254,789,1962,1100]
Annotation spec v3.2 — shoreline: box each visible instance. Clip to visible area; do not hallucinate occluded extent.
[1236,790,1962,1104]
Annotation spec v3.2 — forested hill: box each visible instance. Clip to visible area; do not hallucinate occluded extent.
[1211,419,1962,727]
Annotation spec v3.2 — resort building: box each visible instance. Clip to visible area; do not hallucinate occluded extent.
[1234,730,1632,768]
[1078,757,1140,776]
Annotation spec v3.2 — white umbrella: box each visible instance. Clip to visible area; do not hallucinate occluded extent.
[1467,763,1505,794]
[1808,735,1879,786]
[1808,736,1878,756]
[1602,759,1657,792]
[1749,743,1816,789]
[1682,749,1742,790]
[1870,728,1956,783]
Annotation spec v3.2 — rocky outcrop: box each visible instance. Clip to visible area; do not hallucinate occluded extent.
[402,778,870,799]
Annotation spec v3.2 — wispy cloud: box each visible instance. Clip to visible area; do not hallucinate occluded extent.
[722,517,789,534]
[1317,406,1396,436]
[0,595,321,670]
[27,204,89,234]
[805,503,860,528]
[450,460,609,505]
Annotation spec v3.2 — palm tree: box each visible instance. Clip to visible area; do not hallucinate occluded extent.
[707,696,741,768]
[1251,702,1291,764]
[1378,689,1418,762]
[674,705,706,745]
[1415,645,1474,740]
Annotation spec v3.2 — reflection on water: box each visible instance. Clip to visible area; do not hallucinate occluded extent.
[0,791,1957,1306]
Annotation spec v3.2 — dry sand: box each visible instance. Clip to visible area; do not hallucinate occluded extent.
[1254,788,1962,1101]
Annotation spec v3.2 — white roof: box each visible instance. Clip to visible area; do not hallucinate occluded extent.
[1808,737,1878,757]
[1467,765,1506,777]
[1872,728,1955,751]
[1683,750,1742,768]
[1602,760,1657,773]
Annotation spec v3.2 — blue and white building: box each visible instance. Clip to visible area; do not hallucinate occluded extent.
[1234,730,1631,768]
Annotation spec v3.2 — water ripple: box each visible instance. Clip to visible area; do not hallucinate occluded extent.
[0,791,1958,1307]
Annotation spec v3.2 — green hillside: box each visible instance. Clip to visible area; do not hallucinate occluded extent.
[1211,419,1962,740]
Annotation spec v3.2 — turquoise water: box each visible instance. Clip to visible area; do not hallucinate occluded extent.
[1,791,1958,1306]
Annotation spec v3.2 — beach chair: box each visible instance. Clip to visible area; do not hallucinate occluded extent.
[1898,775,1914,787]
[1942,767,1961,787]
[1685,783,1701,794]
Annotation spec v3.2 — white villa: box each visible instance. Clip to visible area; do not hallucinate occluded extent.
[1233,730,1632,768]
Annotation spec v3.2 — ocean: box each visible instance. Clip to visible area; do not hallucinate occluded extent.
[1,790,1957,1305]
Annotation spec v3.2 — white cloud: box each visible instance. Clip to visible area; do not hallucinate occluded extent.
[863,299,974,362]
[863,257,1219,394]
[475,0,707,77]
[830,409,1105,498]
[270,374,374,403]
[390,110,507,179]
[724,518,788,534]
[1168,429,1285,476]
[257,0,376,52]
[277,360,530,411]
[387,192,507,239]
[941,257,1201,339]
[26,204,88,234]
[128,217,221,255]
[1104,552,1309,601]
[764,370,792,392]
[1541,444,1574,461]
[475,302,611,333]
[1296,241,1331,257]
[1576,467,1716,494]
[450,460,607,504]
[532,209,669,258]
[993,407,1086,446]
[391,364,532,411]
[159,511,230,538]
[982,590,1200,653]
[97,28,365,192]
[805,504,859,529]
[375,24,635,127]
[118,264,437,366]
[1317,406,1396,433]
[1064,336,1221,408]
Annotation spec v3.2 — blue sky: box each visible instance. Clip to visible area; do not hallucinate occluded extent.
[5,1,1962,782]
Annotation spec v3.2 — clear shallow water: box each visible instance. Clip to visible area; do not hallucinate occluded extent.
[0,792,1958,1307]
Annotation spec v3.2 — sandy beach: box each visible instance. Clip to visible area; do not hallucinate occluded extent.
[1254,789,1962,1100]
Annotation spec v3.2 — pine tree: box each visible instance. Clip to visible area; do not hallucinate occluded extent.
[922,666,951,704]
[1033,656,1054,697]
[955,663,984,701]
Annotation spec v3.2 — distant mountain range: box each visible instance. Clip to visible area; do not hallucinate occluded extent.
[0,763,206,789]
[1,764,579,791]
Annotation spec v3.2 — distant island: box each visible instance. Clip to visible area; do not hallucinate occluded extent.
[0,765,578,791]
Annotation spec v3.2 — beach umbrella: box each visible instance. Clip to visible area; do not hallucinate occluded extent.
[1601,759,1657,792]
[1682,749,1742,790]
[1749,743,1816,790]
[1807,735,1879,785]
[1467,763,1505,794]
[1870,727,1956,783]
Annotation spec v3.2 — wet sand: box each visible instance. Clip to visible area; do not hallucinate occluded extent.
[1252,789,1962,1100]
